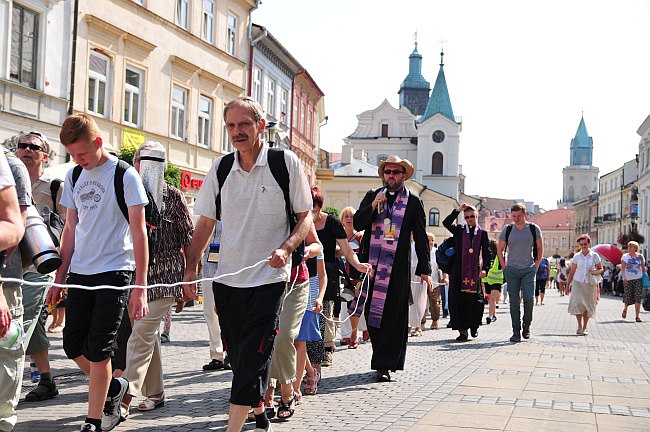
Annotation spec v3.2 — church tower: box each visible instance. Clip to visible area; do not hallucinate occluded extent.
[416,50,462,199]
[398,42,430,116]
[562,115,599,203]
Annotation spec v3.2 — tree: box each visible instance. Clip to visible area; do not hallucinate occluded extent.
[323,206,339,218]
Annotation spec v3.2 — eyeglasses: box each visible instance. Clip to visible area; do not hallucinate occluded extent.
[579,243,589,246]
[464,215,476,220]
[383,169,405,175]
[17,143,44,152]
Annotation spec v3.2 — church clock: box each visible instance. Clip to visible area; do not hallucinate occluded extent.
[432,130,445,143]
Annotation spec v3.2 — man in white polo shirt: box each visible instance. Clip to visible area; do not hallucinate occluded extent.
[183,97,312,432]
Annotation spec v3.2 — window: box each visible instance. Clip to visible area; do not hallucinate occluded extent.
[381,124,389,137]
[176,0,189,29]
[377,154,389,164]
[280,87,288,121]
[266,78,276,117]
[88,51,110,117]
[222,110,233,153]
[124,67,143,127]
[307,110,312,141]
[301,103,306,133]
[561,237,567,248]
[198,95,212,147]
[10,4,39,88]
[227,13,237,56]
[202,0,214,42]
[429,208,440,226]
[170,85,187,139]
[253,67,262,103]
[293,95,299,127]
[432,152,443,175]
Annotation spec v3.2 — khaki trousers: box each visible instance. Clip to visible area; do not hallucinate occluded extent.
[123,297,175,397]
[202,280,225,361]
[421,286,441,325]
[322,300,337,350]
[0,285,23,432]
[269,280,309,386]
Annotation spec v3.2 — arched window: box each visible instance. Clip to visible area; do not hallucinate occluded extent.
[377,154,389,164]
[568,186,575,201]
[429,208,440,226]
[432,152,443,175]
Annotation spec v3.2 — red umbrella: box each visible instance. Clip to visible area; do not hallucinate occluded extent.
[592,244,623,265]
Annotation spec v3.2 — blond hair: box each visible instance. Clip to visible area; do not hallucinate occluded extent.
[340,206,356,219]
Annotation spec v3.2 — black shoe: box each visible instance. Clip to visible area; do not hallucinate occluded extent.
[203,359,226,371]
[442,311,448,318]
[455,333,468,342]
[446,322,452,328]
[223,355,232,370]
[485,317,491,325]
[510,333,521,343]
[376,370,391,382]
[25,379,59,402]
[522,325,530,339]
[471,328,478,338]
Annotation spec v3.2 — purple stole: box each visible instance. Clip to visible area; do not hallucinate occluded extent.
[352,186,409,328]
[461,224,483,294]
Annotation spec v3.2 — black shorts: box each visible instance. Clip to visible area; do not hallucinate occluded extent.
[484,283,502,293]
[62,271,132,362]
[535,278,547,296]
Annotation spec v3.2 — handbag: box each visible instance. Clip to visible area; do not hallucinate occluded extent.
[642,272,650,288]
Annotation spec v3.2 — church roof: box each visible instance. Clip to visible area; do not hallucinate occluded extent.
[528,209,574,231]
[331,158,378,177]
[571,116,593,149]
[418,51,455,123]
[399,45,430,91]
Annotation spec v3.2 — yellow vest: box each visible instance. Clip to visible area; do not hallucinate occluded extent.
[483,259,504,284]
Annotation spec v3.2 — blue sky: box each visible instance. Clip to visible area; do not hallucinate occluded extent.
[254,0,650,210]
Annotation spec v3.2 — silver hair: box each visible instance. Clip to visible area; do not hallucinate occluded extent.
[223,97,263,123]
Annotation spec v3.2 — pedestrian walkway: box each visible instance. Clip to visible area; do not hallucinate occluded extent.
[15,289,650,431]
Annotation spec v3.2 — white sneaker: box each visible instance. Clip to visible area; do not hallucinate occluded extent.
[80,423,98,431]
[101,377,129,431]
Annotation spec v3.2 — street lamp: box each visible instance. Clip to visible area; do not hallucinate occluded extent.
[265,121,284,148]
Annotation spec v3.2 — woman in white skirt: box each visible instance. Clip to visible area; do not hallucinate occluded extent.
[566,234,604,336]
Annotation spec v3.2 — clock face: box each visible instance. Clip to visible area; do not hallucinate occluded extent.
[432,130,445,143]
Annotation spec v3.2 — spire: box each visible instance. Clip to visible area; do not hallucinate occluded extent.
[418,50,455,123]
[398,40,430,116]
[569,115,594,166]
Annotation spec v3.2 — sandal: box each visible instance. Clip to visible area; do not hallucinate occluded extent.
[636,317,643,323]
[302,371,320,395]
[137,393,165,411]
[348,340,360,349]
[276,393,296,420]
[622,310,627,319]
[25,380,59,402]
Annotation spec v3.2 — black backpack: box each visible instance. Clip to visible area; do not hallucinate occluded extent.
[504,223,538,260]
[436,236,456,274]
[42,179,65,247]
[214,148,304,268]
[71,160,162,266]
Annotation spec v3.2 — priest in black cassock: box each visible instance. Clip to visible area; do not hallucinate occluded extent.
[351,155,431,383]
[443,204,491,342]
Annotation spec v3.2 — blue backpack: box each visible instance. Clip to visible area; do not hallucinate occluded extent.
[436,237,456,274]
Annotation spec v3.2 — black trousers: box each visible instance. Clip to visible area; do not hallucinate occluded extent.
[213,281,284,407]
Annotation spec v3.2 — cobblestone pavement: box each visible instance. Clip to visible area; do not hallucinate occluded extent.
[14,288,650,431]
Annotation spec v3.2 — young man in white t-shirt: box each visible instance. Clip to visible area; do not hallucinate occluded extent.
[46,114,149,432]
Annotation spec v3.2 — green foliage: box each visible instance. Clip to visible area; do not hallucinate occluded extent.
[117,143,181,188]
[323,206,339,218]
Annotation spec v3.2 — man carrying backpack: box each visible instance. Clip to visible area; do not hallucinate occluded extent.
[497,203,544,343]
[182,97,312,432]
[15,131,65,403]
[46,113,149,432]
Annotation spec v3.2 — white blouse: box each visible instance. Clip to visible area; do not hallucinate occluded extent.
[572,250,601,284]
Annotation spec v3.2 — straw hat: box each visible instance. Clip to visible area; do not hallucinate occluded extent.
[378,155,414,180]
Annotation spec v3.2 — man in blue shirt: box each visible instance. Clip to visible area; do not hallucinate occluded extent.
[535,257,550,305]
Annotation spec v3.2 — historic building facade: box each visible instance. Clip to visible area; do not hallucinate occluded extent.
[561,116,599,205]
[637,115,650,256]
[0,0,72,164]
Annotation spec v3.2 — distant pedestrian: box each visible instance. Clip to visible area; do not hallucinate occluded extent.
[420,233,442,330]
[565,235,603,335]
[497,203,543,343]
[621,241,646,322]
[483,240,504,324]
[443,204,491,341]
[556,258,568,296]
[535,256,550,305]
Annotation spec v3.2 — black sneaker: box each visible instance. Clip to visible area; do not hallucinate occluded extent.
[80,423,98,432]
[101,377,129,431]
[456,333,468,342]
[471,328,478,338]
[522,325,530,339]
[510,333,521,343]
[485,317,491,325]
[203,359,226,371]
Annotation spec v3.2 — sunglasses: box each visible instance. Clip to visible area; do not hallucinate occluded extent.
[383,169,405,175]
[464,215,476,220]
[579,243,589,246]
[17,143,44,152]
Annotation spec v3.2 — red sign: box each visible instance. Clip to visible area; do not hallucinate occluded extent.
[181,171,204,191]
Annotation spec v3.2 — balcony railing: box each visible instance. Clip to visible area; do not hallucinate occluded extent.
[603,213,617,222]
[594,216,603,224]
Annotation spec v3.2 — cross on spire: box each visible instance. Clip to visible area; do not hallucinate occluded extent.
[414,29,418,47]
[438,37,447,66]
